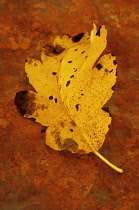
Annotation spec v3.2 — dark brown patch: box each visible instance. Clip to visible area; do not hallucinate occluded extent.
[74,68,78,72]
[14,91,36,116]
[41,104,46,110]
[55,138,63,149]
[68,61,72,63]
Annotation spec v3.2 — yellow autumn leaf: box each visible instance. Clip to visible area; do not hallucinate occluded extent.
[15,24,123,173]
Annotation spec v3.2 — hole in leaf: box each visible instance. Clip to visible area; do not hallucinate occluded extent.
[72,33,84,42]
[96,63,102,70]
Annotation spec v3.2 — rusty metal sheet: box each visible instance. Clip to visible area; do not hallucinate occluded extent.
[0,0,139,209]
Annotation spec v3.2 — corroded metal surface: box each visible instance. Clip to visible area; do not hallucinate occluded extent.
[0,0,139,209]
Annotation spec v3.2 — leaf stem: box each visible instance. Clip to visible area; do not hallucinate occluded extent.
[94,151,123,173]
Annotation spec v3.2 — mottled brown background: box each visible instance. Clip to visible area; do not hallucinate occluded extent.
[0,0,139,209]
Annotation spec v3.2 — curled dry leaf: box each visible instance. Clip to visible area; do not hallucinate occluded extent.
[15,24,123,173]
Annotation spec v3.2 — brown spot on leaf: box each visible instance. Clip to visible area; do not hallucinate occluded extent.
[49,95,53,100]
[55,138,63,148]
[54,45,65,54]
[43,45,65,56]
[113,60,117,65]
[63,138,78,152]
[54,98,58,103]
[70,75,74,78]
[14,91,36,116]
[78,149,86,154]
[60,122,65,128]
[70,120,76,127]
[75,104,80,111]
[41,104,46,110]
[52,72,57,75]
[51,130,60,139]
[66,80,70,87]
[74,68,78,72]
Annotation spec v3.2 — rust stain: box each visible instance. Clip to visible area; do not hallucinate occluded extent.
[0,0,139,209]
